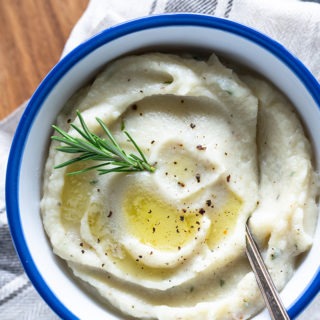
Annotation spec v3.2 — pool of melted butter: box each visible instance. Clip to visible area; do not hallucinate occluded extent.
[123,189,201,250]
[59,158,243,279]
[123,185,242,252]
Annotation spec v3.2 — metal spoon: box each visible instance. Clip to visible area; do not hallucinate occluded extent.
[245,222,290,320]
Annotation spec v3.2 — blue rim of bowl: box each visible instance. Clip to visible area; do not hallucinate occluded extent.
[6,13,320,320]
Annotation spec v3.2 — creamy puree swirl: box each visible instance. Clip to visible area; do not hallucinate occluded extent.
[41,53,318,319]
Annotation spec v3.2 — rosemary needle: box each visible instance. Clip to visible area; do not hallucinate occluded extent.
[51,111,155,175]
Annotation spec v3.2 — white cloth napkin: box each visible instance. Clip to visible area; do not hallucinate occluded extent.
[1,0,319,319]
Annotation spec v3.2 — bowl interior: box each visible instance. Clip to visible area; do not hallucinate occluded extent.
[7,14,320,320]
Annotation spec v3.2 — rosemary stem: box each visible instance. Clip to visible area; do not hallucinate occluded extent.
[52,111,155,175]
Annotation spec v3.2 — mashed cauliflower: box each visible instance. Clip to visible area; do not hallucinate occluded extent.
[41,53,318,319]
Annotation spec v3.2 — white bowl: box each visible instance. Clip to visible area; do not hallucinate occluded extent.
[6,14,320,319]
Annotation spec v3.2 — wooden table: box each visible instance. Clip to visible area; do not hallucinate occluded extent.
[0,0,89,120]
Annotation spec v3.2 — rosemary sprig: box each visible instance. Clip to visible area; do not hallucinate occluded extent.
[51,111,155,175]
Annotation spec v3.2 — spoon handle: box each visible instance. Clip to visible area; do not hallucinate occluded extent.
[245,224,290,320]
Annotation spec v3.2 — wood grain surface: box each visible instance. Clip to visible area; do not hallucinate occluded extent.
[0,0,89,120]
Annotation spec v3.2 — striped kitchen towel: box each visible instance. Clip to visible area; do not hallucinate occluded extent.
[1,0,319,319]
